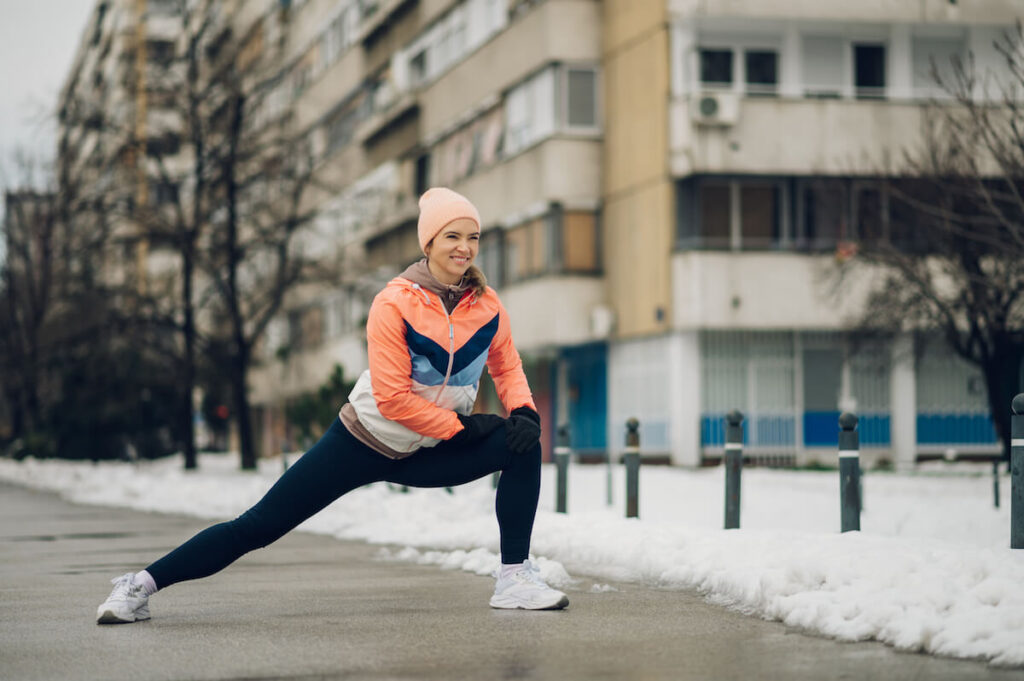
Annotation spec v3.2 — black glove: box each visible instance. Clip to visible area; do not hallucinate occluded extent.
[449,413,505,447]
[505,406,541,455]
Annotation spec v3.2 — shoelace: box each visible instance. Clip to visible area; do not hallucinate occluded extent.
[108,574,140,601]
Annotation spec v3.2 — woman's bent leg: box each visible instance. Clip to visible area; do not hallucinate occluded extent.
[145,420,386,589]
[388,426,541,564]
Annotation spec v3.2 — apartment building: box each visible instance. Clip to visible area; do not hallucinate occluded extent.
[58,0,187,295]
[245,0,605,458]
[604,0,1022,468]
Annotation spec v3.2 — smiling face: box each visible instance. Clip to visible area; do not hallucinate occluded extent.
[424,217,480,286]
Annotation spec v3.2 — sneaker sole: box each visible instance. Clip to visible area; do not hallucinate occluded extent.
[489,594,570,610]
[97,609,149,624]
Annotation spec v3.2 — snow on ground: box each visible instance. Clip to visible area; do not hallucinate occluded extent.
[2,453,1024,666]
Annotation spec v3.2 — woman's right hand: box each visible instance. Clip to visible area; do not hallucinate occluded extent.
[449,413,505,447]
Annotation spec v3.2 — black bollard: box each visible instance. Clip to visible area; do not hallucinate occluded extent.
[555,425,570,514]
[724,410,743,529]
[1012,394,1024,548]
[839,412,861,533]
[994,459,1001,509]
[624,418,640,518]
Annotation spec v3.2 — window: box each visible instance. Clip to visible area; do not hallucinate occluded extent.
[700,49,733,86]
[678,177,788,250]
[740,184,780,247]
[853,182,885,241]
[147,40,176,66]
[146,134,180,157]
[415,154,430,195]
[478,229,504,289]
[745,50,778,96]
[854,44,886,99]
[505,217,549,282]
[800,179,848,249]
[151,182,179,206]
[565,68,598,128]
[912,35,966,97]
[562,211,599,272]
[802,36,842,98]
[408,49,427,87]
[503,68,555,156]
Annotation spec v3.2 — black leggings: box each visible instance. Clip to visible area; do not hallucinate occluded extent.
[145,418,541,590]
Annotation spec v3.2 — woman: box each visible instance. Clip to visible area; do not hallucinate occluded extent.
[96,187,568,623]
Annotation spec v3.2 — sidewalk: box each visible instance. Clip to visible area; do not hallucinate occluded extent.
[1,482,1019,681]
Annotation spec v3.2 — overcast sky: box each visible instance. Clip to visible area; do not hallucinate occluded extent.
[0,0,96,188]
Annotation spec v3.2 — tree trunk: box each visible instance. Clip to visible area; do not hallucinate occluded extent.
[232,341,257,470]
[181,238,198,470]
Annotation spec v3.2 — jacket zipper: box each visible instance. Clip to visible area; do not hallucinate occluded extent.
[433,297,457,404]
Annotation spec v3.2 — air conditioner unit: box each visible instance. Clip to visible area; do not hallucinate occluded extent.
[690,91,740,126]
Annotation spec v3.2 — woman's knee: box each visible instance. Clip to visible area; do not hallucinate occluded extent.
[229,507,290,550]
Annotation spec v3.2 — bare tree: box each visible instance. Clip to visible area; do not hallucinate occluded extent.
[839,23,1024,460]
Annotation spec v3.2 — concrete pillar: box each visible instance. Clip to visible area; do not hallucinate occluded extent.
[890,333,917,471]
[669,330,702,467]
[780,24,802,98]
[888,24,913,101]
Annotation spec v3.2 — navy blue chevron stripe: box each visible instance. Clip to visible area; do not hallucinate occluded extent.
[403,313,501,380]
[404,321,449,376]
[452,314,499,375]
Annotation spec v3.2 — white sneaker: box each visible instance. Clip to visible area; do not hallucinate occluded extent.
[489,560,569,610]
[96,573,151,624]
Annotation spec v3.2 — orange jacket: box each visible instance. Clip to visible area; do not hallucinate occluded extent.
[346,276,536,454]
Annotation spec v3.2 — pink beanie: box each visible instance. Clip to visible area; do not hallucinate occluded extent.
[417,187,481,254]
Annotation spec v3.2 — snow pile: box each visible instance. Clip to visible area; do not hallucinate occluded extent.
[2,454,1023,666]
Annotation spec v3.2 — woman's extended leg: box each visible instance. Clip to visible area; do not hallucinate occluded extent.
[145,420,389,590]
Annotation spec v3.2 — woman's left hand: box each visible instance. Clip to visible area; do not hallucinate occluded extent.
[505,407,541,455]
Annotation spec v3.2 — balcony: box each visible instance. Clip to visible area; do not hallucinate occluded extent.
[670,251,879,330]
[669,95,928,176]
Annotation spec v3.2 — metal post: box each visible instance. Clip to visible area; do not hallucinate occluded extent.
[724,410,743,529]
[624,418,640,518]
[281,438,289,474]
[994,459,1001,510]
[1011,394,1024,548]
[602,438,610,507]
[839,412,861,533]
[555,425,570,514]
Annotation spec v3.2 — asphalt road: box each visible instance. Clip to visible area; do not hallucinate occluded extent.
[2,481,1022,681]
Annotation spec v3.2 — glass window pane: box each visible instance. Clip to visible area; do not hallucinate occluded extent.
[740,184,779,247]
[700,49,733,85]
[803,179,847,248]
[563,211,598,271]
[700,183,731,246]
[745,50,778,95]
[855,44,886,99]
[566,68,597,128]
[802,36,842,98]
[912,36,966,96]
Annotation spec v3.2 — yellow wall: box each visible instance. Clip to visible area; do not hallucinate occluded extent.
[602,0,673,337]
